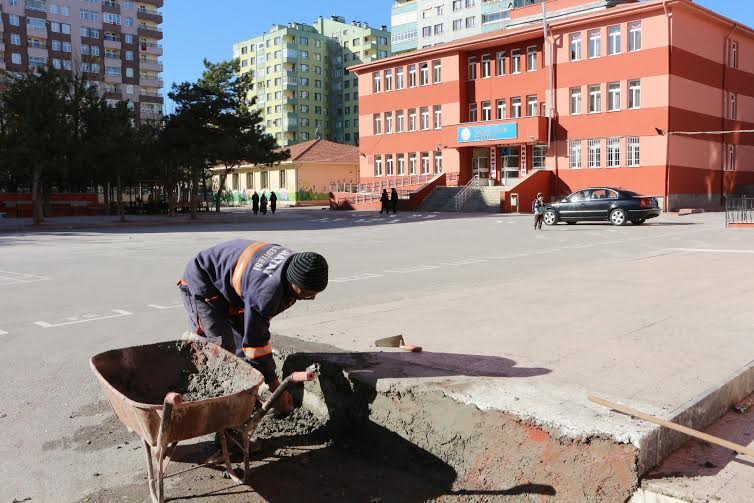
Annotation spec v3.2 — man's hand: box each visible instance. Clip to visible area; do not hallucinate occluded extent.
[268,378,294,415]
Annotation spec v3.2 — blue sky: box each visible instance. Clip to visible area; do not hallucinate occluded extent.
[162,0,752,102]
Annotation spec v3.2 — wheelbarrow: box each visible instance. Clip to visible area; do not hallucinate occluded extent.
[90,340,315,503]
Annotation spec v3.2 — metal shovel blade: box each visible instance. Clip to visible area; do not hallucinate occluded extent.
[374,335,422,352]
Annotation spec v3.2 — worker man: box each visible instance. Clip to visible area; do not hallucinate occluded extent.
[178,240,328,413]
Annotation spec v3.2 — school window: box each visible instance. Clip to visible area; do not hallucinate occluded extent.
[588,139,601,168]
[511,97,521,118]
[421,107,430,129]
[607,137,620,167]
[629,21,642,51]
[420,63,430,85]
[396,67,405,89]
[421,153,430,174]
[496,51,505,76]
[373,114,382,135]
[526,96,538,116]
[496,99,507,120]
[433,60,442,83]
[386,155,394,176]
[588,30,601,58]
[397,154,406,176]
[526,46,537,71]
[728,93,737,119]
[385,112,393,134]
[533,146,546,169]
[627,137,640,166]
[628,80,641,109]
[374,155,383,176]
[467,57,477,80]
[588,85,601,113]
[730,41,738,68]
[608,26,621,55]
[396,110,405,132]
[570,87,582,115]
[725,144,736,171]
[372,72,381,93]
[409,153,418,174]
[511,49,521,73]
[434,105,442,129]
[385,69,393,91]
[453,0,462,11]
[422,26,432,37]
[434,24,444,35]
[480,101,492,121]
[408,65,417,87]
[468,103,478,122]
[481,54,491,78]
[434,152,443,174]
[279,170,287,189]
[607,82,620,111]
[466,16,476,29]
[570,33,582,61]
[409,109,417,131]
[453,18,463,31]
[568,140,582,168]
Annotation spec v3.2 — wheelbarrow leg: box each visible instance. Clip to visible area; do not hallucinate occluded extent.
[142,440,160,503]
[219,430,245,485]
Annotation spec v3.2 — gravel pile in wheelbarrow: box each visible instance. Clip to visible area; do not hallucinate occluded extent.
[168,341,260,402]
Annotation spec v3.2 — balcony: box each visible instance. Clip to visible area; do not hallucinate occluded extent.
[140,75,163,88]
[137,24,163,40]
[139,57,163,72]
[102,1,120,13]
[139,0,164,8]
[447,115,548,148]
[139,92,163,104]
[25,0,46,12]
[27,46,48,60]
[137,6,162,23]
[104,38,122,50]
[140,41,163,55]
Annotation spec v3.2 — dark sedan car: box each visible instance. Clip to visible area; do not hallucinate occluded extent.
[543,187,660,226]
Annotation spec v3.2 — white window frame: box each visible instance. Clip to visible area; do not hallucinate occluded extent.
[420,63,430,85]
[385,112,393,134]
[397,154,406,176]
[421,107,430,130]
[468,103,478,122]
[481,54,491,78]
[607,137,620,167]
[496,99,507,120]
[434,105,442,129]
[468,56,477,80]
[628,80,641,109]
[386,154,394,176]
[588,85,601,113]
[588,139,602,168]
[729,93,737,120]
[511,97,521,118]
[725,144,736,171]
[408,65,417,87]
[607,82,621,111]
[481,101,492,121]
[409,153,417,175]
[433,60,441,83]
[608,25,621,55]
[496,51,505,76]
[533,146,546,169]
[730,41,738,68]
[588,29,601,59]
[570,33,582,61]
[570,87,582,115]
[629,21,642,52]
[409,109,417,131]
[421,153,430,174]
[373,114,382,135]
[397,110,405,133]
[373,72,381,93]
[384,69,393,91]
[526,95,537,117]
[434,152,443,174]
[569,140,582,168]
[526,46,537,71]
[511,49,521,73]
[627,137,640,167]
[374,155,383,176]
[396,67,405,89]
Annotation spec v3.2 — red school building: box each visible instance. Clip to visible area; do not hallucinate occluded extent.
[350,0,754,211]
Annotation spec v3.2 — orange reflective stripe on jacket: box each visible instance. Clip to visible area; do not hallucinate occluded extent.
[231,241,268,297]
[242,344,272,359]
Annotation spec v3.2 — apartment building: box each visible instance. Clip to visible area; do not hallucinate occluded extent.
[0,0,164,121]
[233,16,390,148]
[391,0,635,54]
[354,0,754,210]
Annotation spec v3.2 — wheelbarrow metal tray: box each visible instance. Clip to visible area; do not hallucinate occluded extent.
[90,340,263,447]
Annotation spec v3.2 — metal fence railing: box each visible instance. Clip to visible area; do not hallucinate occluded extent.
[726,195,754,227]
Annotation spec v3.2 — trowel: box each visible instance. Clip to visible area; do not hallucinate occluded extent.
[374,334,422,353]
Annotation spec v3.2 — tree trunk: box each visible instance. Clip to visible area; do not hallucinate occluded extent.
[31,168,43,225]
[117,172,125,222]
[168,184,177,217]
[215,173,227,213]
[190,167,199,220]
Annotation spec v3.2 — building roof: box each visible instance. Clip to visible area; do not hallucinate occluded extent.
[278,139,359,164]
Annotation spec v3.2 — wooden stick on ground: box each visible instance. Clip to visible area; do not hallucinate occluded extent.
[588,395,754,457]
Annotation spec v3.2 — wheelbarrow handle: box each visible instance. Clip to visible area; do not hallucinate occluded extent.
[256,372,317,418]
[290,371,316,383]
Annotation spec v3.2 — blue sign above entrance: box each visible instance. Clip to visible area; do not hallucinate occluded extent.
[457,122,518,143]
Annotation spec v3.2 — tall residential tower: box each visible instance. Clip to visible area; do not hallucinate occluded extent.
[233,16,390,147]
[0,0,164,122]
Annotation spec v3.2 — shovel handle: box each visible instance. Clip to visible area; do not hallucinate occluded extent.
[401,344,422,353]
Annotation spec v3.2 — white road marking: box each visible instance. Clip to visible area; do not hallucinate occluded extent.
[666,248,754,254]
[0,330,7,335]
[147,303,183,310]
[439,259,488,266]
[0,271,51,285]
[34,310,133,328]
[384,265,439,274]
[331,273,383,283]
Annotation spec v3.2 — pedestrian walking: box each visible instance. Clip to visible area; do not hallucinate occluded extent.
[532,192,545,230]
[379,189,389,215]
[252,191,260,215]
[390,188,399,214]
[260,193,268,215]
[270,191,277,214]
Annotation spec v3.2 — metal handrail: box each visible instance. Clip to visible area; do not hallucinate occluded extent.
[454,175,480,211]
[725,195,754,227]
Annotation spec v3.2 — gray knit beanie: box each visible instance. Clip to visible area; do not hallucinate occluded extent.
[286,252,329,292]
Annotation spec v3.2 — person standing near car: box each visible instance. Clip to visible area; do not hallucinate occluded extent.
[532,193,545,230]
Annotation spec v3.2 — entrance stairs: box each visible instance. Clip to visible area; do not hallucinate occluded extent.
[418,185,505,212]
[417,187,463,212]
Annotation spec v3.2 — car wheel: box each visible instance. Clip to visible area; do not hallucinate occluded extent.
[610,208,627,226]
[631,219,646,225]
[543,210,557,226]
